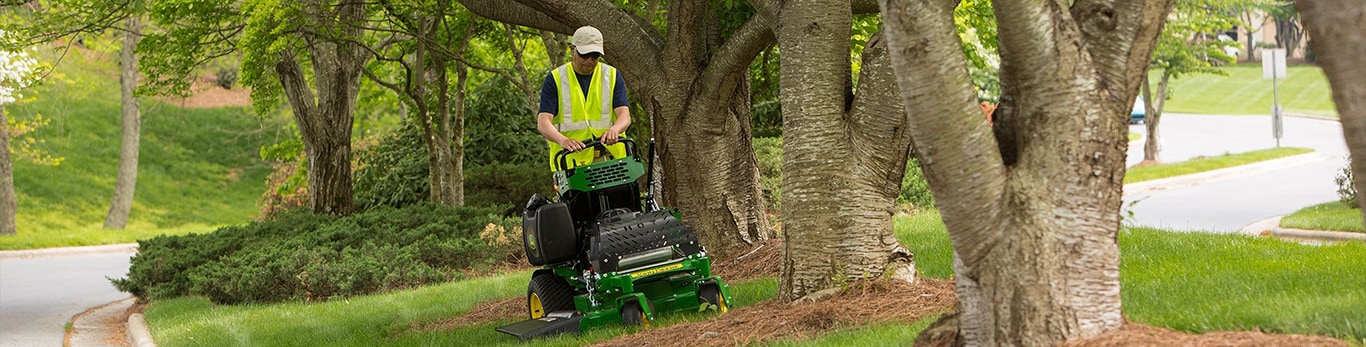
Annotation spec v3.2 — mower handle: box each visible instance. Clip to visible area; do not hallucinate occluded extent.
[554,138,637,171]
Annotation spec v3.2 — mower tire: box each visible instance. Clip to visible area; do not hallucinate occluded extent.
[620,300,651,327]
[698,283,728,314]
[528,271,575,319]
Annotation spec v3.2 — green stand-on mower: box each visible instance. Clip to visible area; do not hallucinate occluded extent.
[495,138,732,339]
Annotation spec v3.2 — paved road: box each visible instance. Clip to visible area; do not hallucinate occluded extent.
[1124,113,1347,232]
[0,249,135,347]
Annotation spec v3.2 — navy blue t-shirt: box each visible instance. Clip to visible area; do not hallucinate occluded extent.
[538,65,629,116]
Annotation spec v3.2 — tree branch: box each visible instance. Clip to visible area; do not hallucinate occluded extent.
[878,0,1005,264]
[456,0,572,33]
[1072,0,1174,108]
[699,6,775,91]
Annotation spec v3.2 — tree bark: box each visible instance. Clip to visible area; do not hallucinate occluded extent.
[0,105,14,235]
[273,0,368,215]
[105,15,142,229]
[458,0,777,257]
[775,0,915,300]
[1142,72,1170,162]
[1297,1,1366,221]
[879,0,1171,345]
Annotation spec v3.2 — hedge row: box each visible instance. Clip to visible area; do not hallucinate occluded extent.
[111,204,518,304]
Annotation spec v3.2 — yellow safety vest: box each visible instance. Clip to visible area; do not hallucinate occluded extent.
[547,62,627,170]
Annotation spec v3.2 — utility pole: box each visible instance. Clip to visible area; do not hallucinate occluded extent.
[1262,48,1286,148]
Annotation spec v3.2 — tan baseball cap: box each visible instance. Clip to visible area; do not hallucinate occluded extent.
[573,26,604,55]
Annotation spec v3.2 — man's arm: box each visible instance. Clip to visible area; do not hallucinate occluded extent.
[539,112,586,151]
[602,71,631,144]
[602,106,630,144]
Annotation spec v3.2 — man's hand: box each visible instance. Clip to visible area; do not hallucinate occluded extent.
[601,127,621,145]
[557,137,586,151]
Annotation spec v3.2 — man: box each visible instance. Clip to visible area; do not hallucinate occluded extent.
[537,26,631,171]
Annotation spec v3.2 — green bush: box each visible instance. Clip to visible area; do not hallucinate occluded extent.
[753,137,783,211]
[464,77,544,167]
[751,137,934,211]
[464,162,555,213]
[353,121,429,210]
[353,76,553,212]
[111,204,515,304]
[899,157,935,209]
[215,66,238,89]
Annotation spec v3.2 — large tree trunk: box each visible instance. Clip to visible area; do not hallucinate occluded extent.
[458,0,777,257]
[775,0,915,300]
[879,0,1171,345]
[0,105,14,235]
[105,16,141,229]
[1142,73,1170,162]
[273,1,368,215]
[1297,1,1366,221]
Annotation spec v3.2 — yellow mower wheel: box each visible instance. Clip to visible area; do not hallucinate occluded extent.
[527,271,575,319]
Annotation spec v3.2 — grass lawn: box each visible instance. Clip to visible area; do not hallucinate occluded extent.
[1157,63,1336,117]
[0,48,276,249]
[1279,201,1365,233]
[142,211,1366,346]
[1121,226,1366,340]
[1125,147,1313,183]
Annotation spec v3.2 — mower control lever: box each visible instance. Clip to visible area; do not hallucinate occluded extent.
[554,138,638,171]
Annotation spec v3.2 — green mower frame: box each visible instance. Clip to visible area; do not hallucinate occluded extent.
[496,138,733,339]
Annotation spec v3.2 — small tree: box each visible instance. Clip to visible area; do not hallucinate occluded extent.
[1141,0,1242,163]
[0,32,42,235]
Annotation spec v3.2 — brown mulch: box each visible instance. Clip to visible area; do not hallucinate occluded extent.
[1065,322,1350,347]
[588,278,958,347]
[712,239,784,282]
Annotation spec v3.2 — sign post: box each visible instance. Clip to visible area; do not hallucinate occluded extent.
[1262,48,1286,147]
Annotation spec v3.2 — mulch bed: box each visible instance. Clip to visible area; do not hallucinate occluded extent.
[589,278,957,347]
[427,239,1353,346]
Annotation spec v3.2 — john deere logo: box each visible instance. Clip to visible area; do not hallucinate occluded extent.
[630,263,683,279]
[527,234,538,252]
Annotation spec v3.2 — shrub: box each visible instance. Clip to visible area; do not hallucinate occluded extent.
[899,157,935,210]
[464,77,544,167]
[111,204,510,304]
[353,121,429,210]
[1336,157,1357,207]
[464,162,555,213]
[215,66,238,90]
[753,137,783,211]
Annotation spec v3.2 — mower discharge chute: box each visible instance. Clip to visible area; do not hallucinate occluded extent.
[495,138,732,339]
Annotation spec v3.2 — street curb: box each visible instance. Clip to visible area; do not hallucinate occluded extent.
[1123,152,1328,196]
[126,313,156,347]
[0,243,138,259]
[1270,227,1366,244]
[1239,216,1366,244]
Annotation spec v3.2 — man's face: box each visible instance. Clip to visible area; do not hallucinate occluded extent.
[571,46,600,75]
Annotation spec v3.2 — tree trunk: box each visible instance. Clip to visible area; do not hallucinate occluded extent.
[105,16,142,229]
[879,0,1171,345]
[1142,72,1170,162]
[412,15,459,206]
[0,105,15,235]
[775,0,915,300]
[272,1,367,215]
[458,0,777,257]
[1297,1,1366,222]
